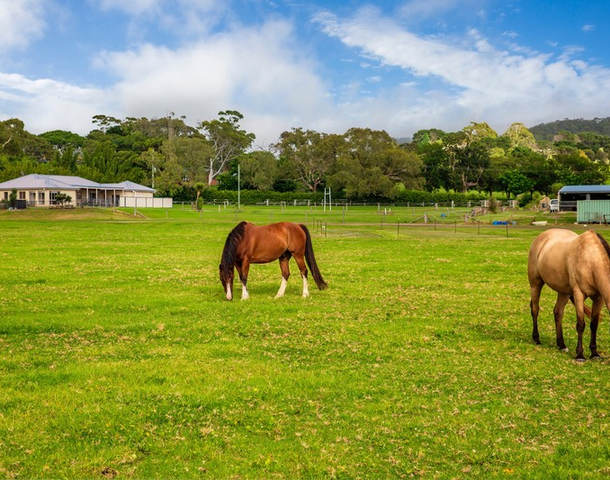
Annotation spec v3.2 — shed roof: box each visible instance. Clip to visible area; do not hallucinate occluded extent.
[558,185,610,194]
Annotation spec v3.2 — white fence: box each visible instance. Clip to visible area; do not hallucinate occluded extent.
[119,197,173,208]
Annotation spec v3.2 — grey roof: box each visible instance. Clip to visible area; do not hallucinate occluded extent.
[559,185,610,194]
[0,174,155,192]
[101,181,156,193]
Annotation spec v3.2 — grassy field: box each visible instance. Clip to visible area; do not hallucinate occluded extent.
[1,205,609,478]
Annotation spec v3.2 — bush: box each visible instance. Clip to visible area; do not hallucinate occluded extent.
[518,192,532,208]
[394,189,488,206]
[200,189,324,205]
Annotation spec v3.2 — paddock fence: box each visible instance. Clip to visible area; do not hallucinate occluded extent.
[119,197,173,208]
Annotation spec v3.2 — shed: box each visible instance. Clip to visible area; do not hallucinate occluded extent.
[577,200,610,224]
[557,185,610,212]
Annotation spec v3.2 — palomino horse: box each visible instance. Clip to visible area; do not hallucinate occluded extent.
[528,228,610,361]
[219,221,328,300]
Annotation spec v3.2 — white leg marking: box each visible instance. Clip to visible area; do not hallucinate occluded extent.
[275,277,288,299]
[241,282,249,300]
[302,275,309,298]
[226,285,232,301]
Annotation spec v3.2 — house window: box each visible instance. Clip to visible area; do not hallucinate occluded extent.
[2,192,7,201]
[29,192,36,205]
[50,191,59,204]
[38,192,45,204]
[19,191,26,200]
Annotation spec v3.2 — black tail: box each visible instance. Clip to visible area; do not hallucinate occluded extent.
[300,224,328,290]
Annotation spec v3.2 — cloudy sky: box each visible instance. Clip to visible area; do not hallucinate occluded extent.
[1,0,608,148]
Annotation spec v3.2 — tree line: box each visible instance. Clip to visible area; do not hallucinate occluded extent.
[1,113,609,203]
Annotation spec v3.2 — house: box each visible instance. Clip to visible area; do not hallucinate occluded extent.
[0,174,164,208]
[557,185,610,212]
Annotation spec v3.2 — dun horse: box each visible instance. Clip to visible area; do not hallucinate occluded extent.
[528,228,610,360]
[219,221,328,300]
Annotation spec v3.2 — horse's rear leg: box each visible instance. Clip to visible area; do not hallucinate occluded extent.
[530,282,544,345]
[294,255,309,298]
[590,297,603,359]
[553,293,570,351]
[275,255,291,299]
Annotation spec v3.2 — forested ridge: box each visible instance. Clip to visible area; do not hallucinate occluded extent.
[530,117,610,142]
[1,113,609,204]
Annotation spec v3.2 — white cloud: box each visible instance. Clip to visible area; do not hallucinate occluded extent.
[0,73,108,134]
[0,0,47,51]
[95,19,332,146]
[314,7,610,136]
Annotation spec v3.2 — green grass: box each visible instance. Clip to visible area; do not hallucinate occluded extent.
[0,205,606,478]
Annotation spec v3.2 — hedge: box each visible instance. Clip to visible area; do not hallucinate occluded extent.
[195,189,490,206]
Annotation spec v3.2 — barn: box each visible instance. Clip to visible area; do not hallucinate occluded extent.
[0,174,169,208]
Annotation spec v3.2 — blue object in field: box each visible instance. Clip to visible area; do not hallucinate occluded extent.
[493,221,508,225]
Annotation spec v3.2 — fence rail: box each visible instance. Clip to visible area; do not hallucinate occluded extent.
[119,197,173,208]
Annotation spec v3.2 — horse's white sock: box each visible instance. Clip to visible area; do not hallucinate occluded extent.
[302,275,309,298]
[275,277,288,298]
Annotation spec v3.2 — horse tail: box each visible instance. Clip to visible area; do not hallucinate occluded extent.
[300,224,328,290]
[569,295,592,319]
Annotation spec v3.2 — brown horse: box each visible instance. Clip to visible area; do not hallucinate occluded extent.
[528,228,610,361]
[219,221,328,300]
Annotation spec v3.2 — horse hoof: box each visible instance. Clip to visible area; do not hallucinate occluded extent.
[575,357,586,363]
[560,347,569,352]
[591,354,602,360]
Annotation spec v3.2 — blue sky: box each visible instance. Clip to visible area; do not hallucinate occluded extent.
[1,0,609,148]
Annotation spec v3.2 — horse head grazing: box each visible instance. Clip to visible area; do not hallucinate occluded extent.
[219,221,247,301]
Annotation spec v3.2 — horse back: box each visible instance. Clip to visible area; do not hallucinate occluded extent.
[242,222,306,263]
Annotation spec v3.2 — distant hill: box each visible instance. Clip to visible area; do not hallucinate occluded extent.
[530,117,610,141]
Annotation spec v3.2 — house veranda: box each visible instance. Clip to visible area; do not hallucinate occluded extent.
[0,174,161,208]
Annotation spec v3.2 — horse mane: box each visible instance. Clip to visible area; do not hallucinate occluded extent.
[596,232,610,261]
[220,221,248,278]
